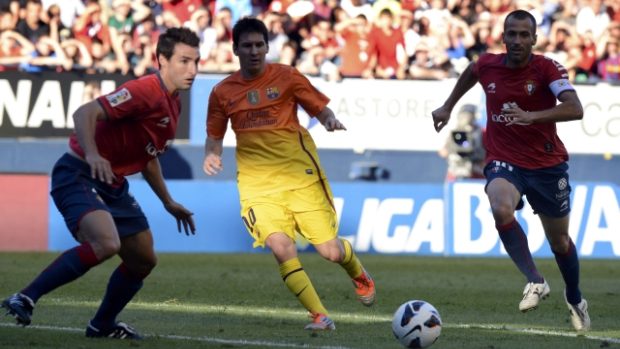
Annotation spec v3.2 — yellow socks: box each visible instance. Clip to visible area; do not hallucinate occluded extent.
[279,258,327,315]
[339,238,363,279]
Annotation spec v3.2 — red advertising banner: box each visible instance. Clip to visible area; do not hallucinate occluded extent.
[0,174,49,251]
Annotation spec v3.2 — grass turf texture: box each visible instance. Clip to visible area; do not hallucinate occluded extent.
[0,253,618,349]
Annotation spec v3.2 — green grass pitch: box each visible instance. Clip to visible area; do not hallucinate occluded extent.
[0,252,618,349]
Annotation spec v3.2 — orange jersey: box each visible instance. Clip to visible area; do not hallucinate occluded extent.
[207,63,330,200]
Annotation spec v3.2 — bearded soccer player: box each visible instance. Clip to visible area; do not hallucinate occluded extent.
[2,27,199,339]
[432,10,590,331]
[202,17,375,331]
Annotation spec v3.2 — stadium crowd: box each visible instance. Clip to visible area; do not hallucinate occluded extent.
[0,0,618,83]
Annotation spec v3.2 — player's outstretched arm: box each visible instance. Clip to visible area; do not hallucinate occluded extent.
[142,157,196,235]
[73,100,116,184]
[432,62,479,133]
[203,137,224,175]
[315,106,346,132]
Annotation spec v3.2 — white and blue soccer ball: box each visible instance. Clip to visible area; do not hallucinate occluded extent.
[392,300,442,348]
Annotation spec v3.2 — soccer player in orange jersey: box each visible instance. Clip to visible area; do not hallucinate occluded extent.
[203,17,375,331]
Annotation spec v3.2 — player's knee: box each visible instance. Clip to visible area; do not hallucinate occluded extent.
[549,235,570,254]
[95,239,121,259]
[321,246,343,263]
[490,203,514,223]
[134,256,157,276]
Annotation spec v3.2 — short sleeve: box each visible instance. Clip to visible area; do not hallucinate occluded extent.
[97,79,151,120]
[206,86,229,139]
[290,68,330,116]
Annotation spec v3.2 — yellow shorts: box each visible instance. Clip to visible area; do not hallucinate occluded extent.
[240,180,338,248]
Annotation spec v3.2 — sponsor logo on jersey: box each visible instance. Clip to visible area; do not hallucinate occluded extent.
[247,90,259,105]
[106,88,132,107]
[524,80,536,95]
[266,87,280,99]
[157,116,170,128]
[487,82,496,94]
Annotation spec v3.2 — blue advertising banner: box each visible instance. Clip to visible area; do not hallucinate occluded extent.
[48,180,620,258]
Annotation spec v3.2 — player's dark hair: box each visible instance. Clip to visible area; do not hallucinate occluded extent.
[504,10,537,35]
[156,27,200,63]
[232,17,268,48]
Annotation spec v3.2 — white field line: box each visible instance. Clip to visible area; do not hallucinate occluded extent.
[2,300,619,346]
[0,322,352,349]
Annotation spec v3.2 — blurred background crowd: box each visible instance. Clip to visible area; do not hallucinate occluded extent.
[0,0,618,83]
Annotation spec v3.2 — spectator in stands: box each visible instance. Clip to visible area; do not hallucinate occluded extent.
[108,0,151,75]
[73,1,112,62]
[0,29,34,70]
[340,0,373,21]
[186,7,217,69]
[161,0,209,27]
[544,21,582,81]
[41,0,83,30]
[0,0,19,30]
[215,0,252,25]
[15,0,49,43]
[408,39,450,80]
[366,8,406,79]
[576,0,610,40]
[264,10,288,63]
[0,7,17,32]
[574,29,598,82]
[19,34,71,72]
[60,37,93,71]
[299,18,341,80]
[468,11,495,61]
[598,39,620,83]
[334,13,370,78]
[446,16,475,74]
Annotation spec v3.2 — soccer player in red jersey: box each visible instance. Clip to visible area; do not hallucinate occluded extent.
[432,10,590,331]
[203,17,375,331]
[2,27,199,339]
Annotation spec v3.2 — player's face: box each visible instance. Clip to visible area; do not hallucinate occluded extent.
[502,17,537,68]
[160,43,200,93]
[234,32,269,78]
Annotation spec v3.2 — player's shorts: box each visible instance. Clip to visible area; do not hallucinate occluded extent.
[50,153,149,238]
[240,180,338,248]
[483,160,571,218]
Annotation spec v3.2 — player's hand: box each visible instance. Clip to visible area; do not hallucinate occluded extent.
[323,116,347,132]
[85,153,116,184]
[431,106,451,132]
[164,201,196,235]
[203,153,223,175]
[503,105,533,126]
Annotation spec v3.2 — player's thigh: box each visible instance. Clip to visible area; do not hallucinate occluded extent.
[240,197,296,248]
[290,182,338,245]
[523,163,571,218]
[484,161,525,213]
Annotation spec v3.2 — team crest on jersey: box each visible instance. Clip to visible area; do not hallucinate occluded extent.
[247,90,259,105]
[266,87,280,99]
[106,88,132,107]
[524,80,536,95]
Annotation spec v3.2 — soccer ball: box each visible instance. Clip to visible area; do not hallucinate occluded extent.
[392,300,442,348]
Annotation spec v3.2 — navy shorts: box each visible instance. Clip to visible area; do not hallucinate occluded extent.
[484,160,571,218]
[50,153,149,238]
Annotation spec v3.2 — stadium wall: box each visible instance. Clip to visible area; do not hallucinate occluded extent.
[1,174,618,258]
[1,73,619,257]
